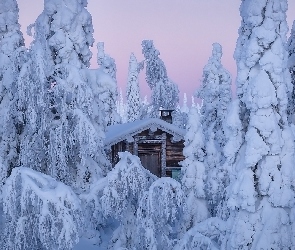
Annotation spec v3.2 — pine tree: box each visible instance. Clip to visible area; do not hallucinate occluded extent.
[225,1,295,248]
[141,40,179,117]
[180,108,208,231]
[0,0,26,191]
[126,53,143,122]
[196,43,232,217]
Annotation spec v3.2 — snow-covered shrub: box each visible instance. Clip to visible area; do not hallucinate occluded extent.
[2,167,83,250]
[174,224,220,250]
[180,108,208,231]
[137,177,183,250]
[79,176,108,245]
[101,152,156,249]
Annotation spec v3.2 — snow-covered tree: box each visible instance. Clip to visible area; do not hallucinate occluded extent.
[101,152,156,249]
[137,178,183,250]
[172,107,188,129]
[191,96,196,109]
[16,31,53,175]
[97,42,117,80]
[116,88,126,123]
[97,42,121,125]
[142,40,179,117]
[225,1,295,249]
[196,42,232,152]
[29,0,110,192]
[196,43,232,217]
[126,53,144,122]
[0,0,26,190]
[2,167,83,250]
[287,20,295,123]
[181,93,190,114]
[172,93,190,129]
[180,108,208,232]
[140,95,151,119]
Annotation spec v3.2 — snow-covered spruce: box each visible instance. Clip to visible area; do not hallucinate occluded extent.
[97,42,121,126]
[181,93,190,114]
[196,43,232,217]
[0,0,26,192]
[2,167,83,250]
[225,0,295,249]
[101,152,156,249]
[117,88,127,123]
[141,40,179,117]
[172,107,189,130]
[28,0,111,191]
[17,38,52,176]
[126,53,144,122]
[180,107,208,231]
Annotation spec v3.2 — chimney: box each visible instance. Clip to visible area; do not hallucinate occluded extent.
[159,109,173,124]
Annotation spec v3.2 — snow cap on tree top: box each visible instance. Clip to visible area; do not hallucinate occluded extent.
[142,40,160,60]
[212,43,222,62]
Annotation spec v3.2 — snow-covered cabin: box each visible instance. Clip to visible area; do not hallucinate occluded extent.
[105,111,185,178]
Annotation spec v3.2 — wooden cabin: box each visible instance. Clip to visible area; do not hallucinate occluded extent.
[104,111,185,179]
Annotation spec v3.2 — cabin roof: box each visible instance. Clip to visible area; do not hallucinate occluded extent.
[104,118,185,148]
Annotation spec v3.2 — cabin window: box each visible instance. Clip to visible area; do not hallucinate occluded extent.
[171,168,181,182]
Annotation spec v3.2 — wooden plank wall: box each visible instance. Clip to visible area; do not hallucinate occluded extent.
[110,128,185,177]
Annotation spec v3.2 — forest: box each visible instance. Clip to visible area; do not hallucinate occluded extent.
[0,0,295,249]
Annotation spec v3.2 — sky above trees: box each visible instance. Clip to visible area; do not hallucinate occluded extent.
[18,0,295,104]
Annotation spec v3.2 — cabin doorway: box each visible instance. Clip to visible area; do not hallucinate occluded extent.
[133,134,166,177]
[138,150,161,177]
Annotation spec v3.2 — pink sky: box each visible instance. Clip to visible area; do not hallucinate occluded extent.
[18,0,295,105]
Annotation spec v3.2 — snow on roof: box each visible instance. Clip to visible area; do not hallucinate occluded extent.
[104,118,185,148]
